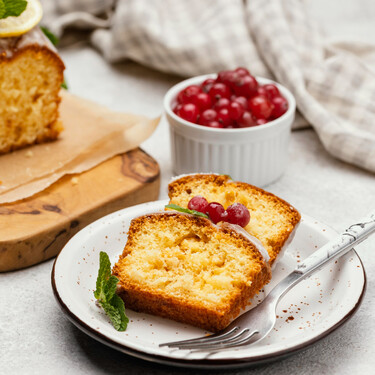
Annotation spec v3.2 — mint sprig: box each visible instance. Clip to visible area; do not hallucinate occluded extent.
[40,26,59,46]
[94,251,129,331]
[165,203,209,218]
[60,79,68,90]
[40,26,69,90]
[0,2,5,18]
[0,0,27,19]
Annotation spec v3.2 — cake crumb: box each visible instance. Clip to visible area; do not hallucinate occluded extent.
[25,150,34,158]
[71,177,79,185]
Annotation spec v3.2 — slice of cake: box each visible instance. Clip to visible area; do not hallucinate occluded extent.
[112,212,271,332]
[168,174,301,265]
[0,27,65,153]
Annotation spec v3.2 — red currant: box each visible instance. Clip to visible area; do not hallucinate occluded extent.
[178,103,200,123]
[256,86,269,98]
[263,84,280,99]
[201,78,215,93]
[217,70,241,90]
[248,95,273,119]
[217,70,233,83]
[214,98,230,111]
[188,196,209,213]
[233,75,258,97]
[177,85,202,104]
[173,103,182,114]
[217,108,232,127]
[206,202,227,224]
[228,101,245,121]
[256,118,268,125]
[199,109,218,125]
[235,67,250,77]
[192,92,212,111]
[237,111,256,128]
[226,203,250,227]
[233,96,248,110]
[208,83,232,102]
[271,96,288,118]
[207,121,224,128]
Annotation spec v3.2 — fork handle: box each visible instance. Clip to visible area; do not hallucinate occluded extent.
[267,211,375,303]
[295,210,375,276]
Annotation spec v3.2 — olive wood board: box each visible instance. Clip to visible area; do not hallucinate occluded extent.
[0,148,160,272]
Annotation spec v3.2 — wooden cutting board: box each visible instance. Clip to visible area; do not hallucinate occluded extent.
[0,148,160,272]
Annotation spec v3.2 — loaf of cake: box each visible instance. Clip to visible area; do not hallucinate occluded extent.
[168,174,301,265]
[112,212,271,332]
[0,27,65,153]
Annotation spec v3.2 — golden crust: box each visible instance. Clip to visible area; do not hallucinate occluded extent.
[113,212,271,332]
[0,43,65,70]
[168,174,301,265]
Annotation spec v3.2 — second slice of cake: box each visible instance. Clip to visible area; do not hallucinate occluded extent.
[168,174,301,265]
[113,212,271,332]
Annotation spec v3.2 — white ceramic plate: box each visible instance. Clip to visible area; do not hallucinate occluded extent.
[52,200,366,369]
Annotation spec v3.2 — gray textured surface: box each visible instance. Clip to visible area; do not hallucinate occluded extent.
[1,1,375,374]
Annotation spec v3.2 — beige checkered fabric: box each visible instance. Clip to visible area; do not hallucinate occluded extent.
[42,0,375,173]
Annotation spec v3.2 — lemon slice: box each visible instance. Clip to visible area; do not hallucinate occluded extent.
[0,0,43,38]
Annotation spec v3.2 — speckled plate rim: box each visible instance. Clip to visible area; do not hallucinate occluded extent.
[51,202,367,370]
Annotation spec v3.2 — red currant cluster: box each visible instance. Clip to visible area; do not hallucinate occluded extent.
[173,67,289,129]
[188,196,250,227]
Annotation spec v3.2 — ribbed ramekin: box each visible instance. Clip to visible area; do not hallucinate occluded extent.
[164,74,296,187]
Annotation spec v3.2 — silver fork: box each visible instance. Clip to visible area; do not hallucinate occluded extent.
[160,211,375,351]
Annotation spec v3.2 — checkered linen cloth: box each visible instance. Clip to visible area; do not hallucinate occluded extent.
[42,0,375,173]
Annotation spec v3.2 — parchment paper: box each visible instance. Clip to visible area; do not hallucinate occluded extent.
[0,91,159,203]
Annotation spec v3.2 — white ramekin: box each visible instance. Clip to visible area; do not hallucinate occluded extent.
[164,74,296,187]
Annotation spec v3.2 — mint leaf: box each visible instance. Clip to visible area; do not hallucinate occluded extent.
[165,203,208,218]
[94,251,111,300]
[100,302,122,330]
[105,275,119,302]
[101,298,128,331]
[0,2,6,19]
[1,0,27,19]
[94,251,129,331]
[61,79,68,90]
[40,27,68,90]
[40,26,59,46]
[111,294,129,331]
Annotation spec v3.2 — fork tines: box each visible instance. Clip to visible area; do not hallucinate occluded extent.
[159,327,259,351]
